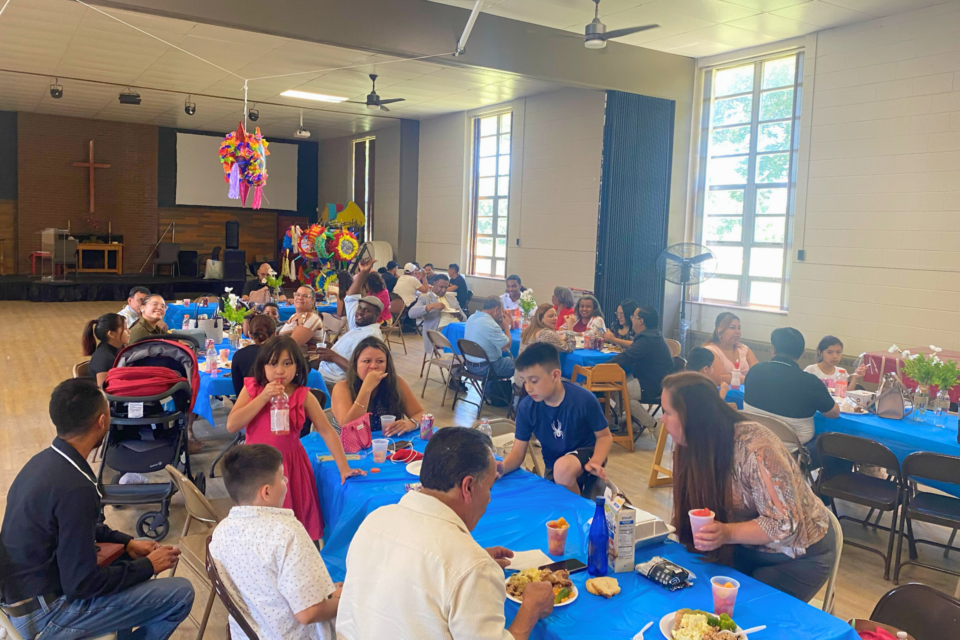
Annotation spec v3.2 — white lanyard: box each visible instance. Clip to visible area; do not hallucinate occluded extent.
[52,444,102,499]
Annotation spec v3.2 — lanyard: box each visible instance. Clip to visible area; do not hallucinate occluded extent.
[51,443,102,499]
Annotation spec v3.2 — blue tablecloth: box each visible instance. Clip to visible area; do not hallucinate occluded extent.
[302,433,858,640]
[165,302,335,328]
[440,322,615,379]
[726,386,745,408]
[193,339,328,426]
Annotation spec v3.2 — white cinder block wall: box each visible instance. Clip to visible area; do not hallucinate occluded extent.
[690,2,960,355]
[417,87,605,305]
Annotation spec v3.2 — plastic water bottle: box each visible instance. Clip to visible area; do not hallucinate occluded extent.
[835,371,849,398]
[206,343,218,376]
[181,314,190,330]
[477,418,492,438]
[587,496,608,577]
[271,392,290,435]
[730,360,741,390]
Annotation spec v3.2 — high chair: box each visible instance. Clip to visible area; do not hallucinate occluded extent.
[571,363,634,452]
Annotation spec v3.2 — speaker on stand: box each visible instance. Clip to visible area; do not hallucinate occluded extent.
[225,221,240,250]
[223,249,246,280]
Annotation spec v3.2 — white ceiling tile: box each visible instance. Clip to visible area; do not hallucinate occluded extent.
[594,4,717,43]
[722,0,812,10]
[771,0,873,27]
[643,0,760,24]
[825,0,939,18]
[726,12,818,38]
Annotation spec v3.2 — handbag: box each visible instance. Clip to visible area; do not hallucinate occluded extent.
[340,413,373,453]
[872,357,912,420]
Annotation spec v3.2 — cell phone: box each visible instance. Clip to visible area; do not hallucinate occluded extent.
[539,559,588,574]
[348,242,375,275]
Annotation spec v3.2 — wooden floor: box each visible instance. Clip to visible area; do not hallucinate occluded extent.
[2,300,958,639]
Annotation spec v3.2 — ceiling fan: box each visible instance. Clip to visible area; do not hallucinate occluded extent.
[581,0,659,49]
[346,74,405,112]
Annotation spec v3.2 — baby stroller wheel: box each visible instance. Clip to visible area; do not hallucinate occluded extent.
[193,471,206,496]
[136,512,170,540]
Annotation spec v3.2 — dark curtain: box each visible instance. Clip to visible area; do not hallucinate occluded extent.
[594,91,675,321]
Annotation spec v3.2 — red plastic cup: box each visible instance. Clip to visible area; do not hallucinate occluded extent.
[689,508,715,550]
[711,576,740,616]
[546,521,569,556]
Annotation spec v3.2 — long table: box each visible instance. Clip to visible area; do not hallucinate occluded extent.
[165,302,336,329]
[302,433,859,640]
[193,338,329,426]
[440,322,616,379]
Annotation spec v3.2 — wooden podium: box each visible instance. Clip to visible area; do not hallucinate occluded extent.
[78,243,123,274]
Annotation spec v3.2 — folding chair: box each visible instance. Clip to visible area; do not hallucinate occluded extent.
[421,330,459,407]
[740,411,814,484]
[206,537,261,640]
[73,360,91,378]
[809,509,844,613]
[453,339,513,419]
[382,294,407,355]
[571,363,634,452]
[870,583,960,640]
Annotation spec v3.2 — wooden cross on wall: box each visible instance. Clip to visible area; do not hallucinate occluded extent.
[73,140,111,213]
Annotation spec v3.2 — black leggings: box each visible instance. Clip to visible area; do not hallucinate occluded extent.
[732,525,837,602]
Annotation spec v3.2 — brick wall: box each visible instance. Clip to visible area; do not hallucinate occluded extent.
[16,112,158,274]
[0,199,15,275]
[158,207,277,264]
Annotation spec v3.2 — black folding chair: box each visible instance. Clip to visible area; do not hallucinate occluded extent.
[453,339,513,419]
[870,583,960,640]
[815,432,903,580]
[206,537,260,640]
[894,452,960,588]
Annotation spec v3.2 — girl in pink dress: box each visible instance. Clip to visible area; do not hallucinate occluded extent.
[227,336,364,541]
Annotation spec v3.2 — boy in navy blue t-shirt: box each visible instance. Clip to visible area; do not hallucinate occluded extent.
[500,343,612,494]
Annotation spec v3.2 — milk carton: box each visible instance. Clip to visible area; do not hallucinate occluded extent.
[603,486,636,573]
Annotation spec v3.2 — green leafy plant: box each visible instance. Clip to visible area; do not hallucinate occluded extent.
[222,288,254,325]
[889,345,959,390]
[265,267,283,292]
[518,289,537,317]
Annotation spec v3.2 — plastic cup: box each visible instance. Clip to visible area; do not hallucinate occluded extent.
[380,415,396,433]
[219,348,230,363]
[546,522,569,556]
[689,508,715,550]
[711,576,740,616]
[372,438,389,463]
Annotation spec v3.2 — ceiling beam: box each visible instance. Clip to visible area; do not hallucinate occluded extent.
[87,0,694,101]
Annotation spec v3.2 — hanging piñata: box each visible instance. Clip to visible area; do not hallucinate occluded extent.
[333,230,360,261]
[219,122,270,209]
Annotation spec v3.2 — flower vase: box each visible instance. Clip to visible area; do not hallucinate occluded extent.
[229,324,242,349]
[934,390,950,428]
[911,385,930,423]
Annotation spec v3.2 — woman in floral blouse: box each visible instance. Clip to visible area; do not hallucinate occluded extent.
[519,303,575,356]
[660,371,836,602]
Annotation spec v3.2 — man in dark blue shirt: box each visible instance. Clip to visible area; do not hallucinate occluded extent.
[500,343,612,494]
[608,305,675,430]
[0,379,194,640]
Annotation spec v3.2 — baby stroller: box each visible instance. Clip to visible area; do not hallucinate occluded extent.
[101,337,202,540]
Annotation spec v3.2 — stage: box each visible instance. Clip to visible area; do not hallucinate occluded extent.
[0,274,246,302]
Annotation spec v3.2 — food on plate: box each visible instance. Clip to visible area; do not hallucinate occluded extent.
[547,517,569,529]
[672,609,738,640]
[506,567,575,604]
[585,576,620,598]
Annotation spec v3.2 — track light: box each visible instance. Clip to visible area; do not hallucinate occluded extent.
[184,95,196,116]
[49,78,63,99]
[248,105,259,122]
[119,88,141,105]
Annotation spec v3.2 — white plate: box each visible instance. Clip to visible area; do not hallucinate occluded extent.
[405,460,422,476]
[504,580,578,607]
[660,611,745,639]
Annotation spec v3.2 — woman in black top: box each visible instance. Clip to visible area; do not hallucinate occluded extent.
[604,298,639,349]
[231,314,277,397]
[81,313,129,386]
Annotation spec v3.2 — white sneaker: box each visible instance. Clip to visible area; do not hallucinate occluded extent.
[119,473,149,485]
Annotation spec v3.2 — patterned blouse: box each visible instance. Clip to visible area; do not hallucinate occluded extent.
[729,421,829,558]
[518,328,576,356]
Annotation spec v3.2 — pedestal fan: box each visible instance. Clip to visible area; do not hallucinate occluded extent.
[657,243,716,356]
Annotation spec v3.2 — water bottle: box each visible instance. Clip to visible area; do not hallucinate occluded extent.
[181,313,190,330]
[206,343,218,376]
[587,496,608,577]
[271,392,290,435]
[477,418,492,438]
[730,360,741,390]
[835,371,848,399]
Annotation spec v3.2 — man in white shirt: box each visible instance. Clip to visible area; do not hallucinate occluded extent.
[500,275,522,311]
[393,262,426,307]
[313,259,384,386]
[210,444,340,640]
[118,286,149,328]
[408,273,464,351]
[337,428,554,640]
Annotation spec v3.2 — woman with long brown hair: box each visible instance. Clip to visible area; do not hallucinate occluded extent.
[702,311,758,383]
[518,303,575,356]
[81,312,130,386]
[661,371,835,602]
[331,336,424,436]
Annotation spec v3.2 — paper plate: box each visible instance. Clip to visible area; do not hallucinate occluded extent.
[405,460,422,476]
[504,580,578,607]
[659,611,745,639]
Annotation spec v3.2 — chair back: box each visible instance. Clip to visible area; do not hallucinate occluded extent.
[665,338,681,358]
[870,583,960,640]
[211,246,221,261]
[821,508,843,613]
[389,296,406,319]
[73,360,91,379]
[902,451,960,487]
[206,537,261,640]
[427,329,454,354]
[309,388,327,411]
[165,465,222,526]
[816,433,902,483]
[741,412,803,453]
[583,363,627,385]
[673,355,686,373]
[157,243,180,262]
[457,339,490,364]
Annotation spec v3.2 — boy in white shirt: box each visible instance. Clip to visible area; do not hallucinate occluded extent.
[210,444,340,640]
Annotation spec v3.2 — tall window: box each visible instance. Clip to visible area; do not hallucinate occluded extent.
[353,137,374,241]
[469,112,511,278]
[696,53,802,310]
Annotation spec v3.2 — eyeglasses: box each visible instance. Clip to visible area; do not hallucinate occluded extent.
[293,293,313,300]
